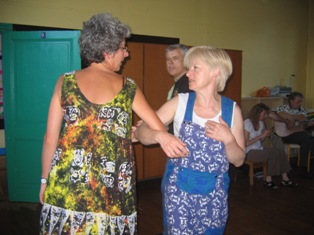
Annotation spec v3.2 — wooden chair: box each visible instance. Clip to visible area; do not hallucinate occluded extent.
[245,160,267,186]
[285,144,313,172]
[285,143,301,165]
[307,151,314,173]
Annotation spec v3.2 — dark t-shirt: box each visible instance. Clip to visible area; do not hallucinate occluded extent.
[170,74,191,98]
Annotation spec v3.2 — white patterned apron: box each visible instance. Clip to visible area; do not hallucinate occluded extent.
[161,92,234,235]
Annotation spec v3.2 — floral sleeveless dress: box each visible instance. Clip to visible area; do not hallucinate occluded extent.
[40,72,137,235]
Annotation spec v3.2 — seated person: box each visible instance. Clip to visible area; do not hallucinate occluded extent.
[269,91,314,178]
[244,103,298,189]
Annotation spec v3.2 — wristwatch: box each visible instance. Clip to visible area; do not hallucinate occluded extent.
[40,178,47,184]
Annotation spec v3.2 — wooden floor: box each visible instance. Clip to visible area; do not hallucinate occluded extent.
[1,158,314,235]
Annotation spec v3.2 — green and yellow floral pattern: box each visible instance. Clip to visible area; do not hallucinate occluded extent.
[40,72,137,234]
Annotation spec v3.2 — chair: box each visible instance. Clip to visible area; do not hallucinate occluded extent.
[285,143,301,165]
[307,151,314,173]
[245,160,267,186]
[285,144,314,172]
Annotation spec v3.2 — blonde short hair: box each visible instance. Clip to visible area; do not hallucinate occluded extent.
[184,46,232,92]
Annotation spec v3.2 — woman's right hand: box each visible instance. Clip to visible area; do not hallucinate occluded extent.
[261,129,272,138]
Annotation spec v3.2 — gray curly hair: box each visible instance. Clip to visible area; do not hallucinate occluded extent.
[79,13,131,66]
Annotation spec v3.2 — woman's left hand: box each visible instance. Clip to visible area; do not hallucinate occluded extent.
[205,116,234,144]
[131,126,139,142]
[39,184,46,205]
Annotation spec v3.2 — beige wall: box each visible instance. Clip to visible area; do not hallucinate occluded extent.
[0,0,313,107]
[306,1,314,108]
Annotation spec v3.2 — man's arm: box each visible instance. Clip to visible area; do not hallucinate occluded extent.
[269,111,294,128]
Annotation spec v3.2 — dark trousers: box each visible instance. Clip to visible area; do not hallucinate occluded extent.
[282,131,314,168]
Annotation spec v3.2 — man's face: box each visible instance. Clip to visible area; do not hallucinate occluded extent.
[166,49,186,79]
[290,96,303,109]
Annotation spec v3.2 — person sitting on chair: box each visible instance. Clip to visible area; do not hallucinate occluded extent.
[244,103,298,189]
[269,91,314,178]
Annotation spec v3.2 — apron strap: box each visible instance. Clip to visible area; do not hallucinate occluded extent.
[183,92,234,127]
[183,92,196,121]
[221,95,234,128]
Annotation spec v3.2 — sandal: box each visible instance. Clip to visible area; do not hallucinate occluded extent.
[281,180,299,187]
[264,181,279,189]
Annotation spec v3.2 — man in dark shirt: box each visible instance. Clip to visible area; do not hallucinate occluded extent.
[166,44,190,134]
[165,44,192,134]
[166,44,191,100]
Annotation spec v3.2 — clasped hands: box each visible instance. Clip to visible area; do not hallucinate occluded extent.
[132,121,189,158]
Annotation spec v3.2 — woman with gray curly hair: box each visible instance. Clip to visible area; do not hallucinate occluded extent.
[39,13,187,234]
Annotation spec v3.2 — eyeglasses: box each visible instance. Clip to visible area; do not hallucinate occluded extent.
[120,46,128,52]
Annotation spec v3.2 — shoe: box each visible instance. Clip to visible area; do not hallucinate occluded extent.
[264,181,279,189]
[281,180,299,187]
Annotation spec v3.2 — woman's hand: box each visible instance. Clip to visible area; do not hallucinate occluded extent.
[39,184,46,205]
[134,120,188,158]
[131,126,139,142]
[156,131,189,158]
[261,129,272,138]
[131,120,145,142]
[205,116,234,144]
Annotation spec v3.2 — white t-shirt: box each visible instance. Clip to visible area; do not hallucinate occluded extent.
[173,93,234,136]
[244,119,264,153]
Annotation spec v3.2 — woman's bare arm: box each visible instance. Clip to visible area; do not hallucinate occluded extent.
[133,93,188,158]
[39,76,64,204]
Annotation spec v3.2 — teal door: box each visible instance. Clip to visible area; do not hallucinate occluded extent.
[2,30,81,202]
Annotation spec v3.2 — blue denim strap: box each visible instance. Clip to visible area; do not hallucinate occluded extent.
[221,95,234,128]
[184,93,234,127]
[183,91,196,121]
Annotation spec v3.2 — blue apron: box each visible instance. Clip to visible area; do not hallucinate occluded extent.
[162,92,234,235]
